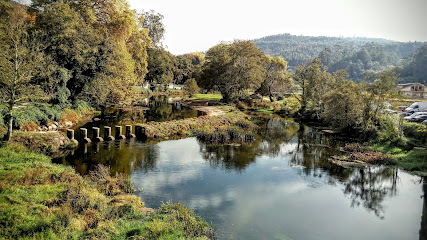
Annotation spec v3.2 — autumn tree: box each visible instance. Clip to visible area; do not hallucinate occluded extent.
[31,0,151,107]
[257,56,293,102]
[0,2,43,140]
[200,40,268,103]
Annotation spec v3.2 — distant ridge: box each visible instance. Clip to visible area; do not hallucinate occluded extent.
[253,33,425,81]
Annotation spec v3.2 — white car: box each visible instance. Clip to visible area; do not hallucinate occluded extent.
[404,112,427,121]
[423,120,427,125]
[405,102,427,113]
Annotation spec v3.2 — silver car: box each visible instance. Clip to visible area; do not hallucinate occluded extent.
[404,112,427,121]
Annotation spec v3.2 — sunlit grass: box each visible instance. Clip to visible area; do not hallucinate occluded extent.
[370,142,427,176]
[0,147,215,239]
[190,94,222,101]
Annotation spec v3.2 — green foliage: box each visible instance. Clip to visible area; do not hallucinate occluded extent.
[145,47,175,86]
[12,104,61,128]
[184,78,200,98]
[370,142,427,176]
[254,33,423,81]
[257,56,293,101]
[199,40,268,102]
[400,44,427,85]
[31,0,151,107]
[0,2,45,140]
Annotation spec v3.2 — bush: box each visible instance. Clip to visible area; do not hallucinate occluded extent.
[403,121,427,145]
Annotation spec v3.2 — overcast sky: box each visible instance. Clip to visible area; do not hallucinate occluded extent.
[128,0,427,55]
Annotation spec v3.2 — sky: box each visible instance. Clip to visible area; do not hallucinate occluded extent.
[128,0,427,55]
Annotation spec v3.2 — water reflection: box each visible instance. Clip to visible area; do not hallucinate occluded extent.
[343,167,398,219]
[199,116,300,171]
[54,140,159,175]
[421,178,427,240]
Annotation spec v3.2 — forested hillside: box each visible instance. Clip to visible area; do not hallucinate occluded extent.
[253,33,425,82]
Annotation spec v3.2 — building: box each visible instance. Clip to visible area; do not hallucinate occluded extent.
[397,83,427,99]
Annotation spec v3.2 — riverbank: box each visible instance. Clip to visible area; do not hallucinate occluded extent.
[0,147,215,239]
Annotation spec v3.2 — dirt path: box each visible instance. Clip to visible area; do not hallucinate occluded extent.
[191,106,226,116]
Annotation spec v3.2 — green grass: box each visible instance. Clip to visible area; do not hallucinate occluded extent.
[0,147,215,239]
[370,142,427,176]
[190,94,222,101]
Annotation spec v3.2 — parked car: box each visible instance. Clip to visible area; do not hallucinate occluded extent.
[422,120,427,125]
[409,115,427,122]
[399,112,412,117]
[397,106,408,111]
[405,102,427,113]
[383,109,397,114]
[404,112,427,121]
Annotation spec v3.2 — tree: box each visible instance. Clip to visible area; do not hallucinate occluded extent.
[144,47,176,88]
[141,10,165,48]
[0,3,43,140]
[184,78,199,98]
[322,73,363,131]
[31,0,151,107]
[294,58,333,116]
[200,40,267,103]
[257,56,292,102]
[361,69,399,132]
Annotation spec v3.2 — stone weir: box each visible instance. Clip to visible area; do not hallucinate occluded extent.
[66,113,248,144]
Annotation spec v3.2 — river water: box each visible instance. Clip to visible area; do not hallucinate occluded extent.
[54,103,426,240]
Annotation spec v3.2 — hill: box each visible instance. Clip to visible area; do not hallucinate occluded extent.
[253,33,425,82]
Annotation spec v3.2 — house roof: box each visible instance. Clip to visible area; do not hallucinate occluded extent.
[397,83,425,88]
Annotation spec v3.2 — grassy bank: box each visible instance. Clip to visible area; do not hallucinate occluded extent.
[0,147,214,239]
[370,142,427,176]
[141,106,250,139]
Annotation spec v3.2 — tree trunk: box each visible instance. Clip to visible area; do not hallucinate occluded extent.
[4,109,13,141]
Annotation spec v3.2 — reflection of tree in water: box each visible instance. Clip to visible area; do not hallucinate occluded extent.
[258,116,300,157]
[290,126,353,180]
[343,167,398,219]
[200,143,260,172]
[199,116,300,172]
[53,141,159,176]
[290,125,402,220]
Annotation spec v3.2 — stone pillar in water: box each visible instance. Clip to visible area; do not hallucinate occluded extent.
[92,127,104,142]
[66,129,79,146]
[104,126,115,141]
[115,126,126,140]
[125,125,135,139]
[135,125,147,140]
[80,128,91,143]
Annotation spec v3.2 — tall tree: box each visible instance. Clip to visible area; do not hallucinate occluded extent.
[200,40,267,102]
[361,69,399,131]
[294,58,333,116]
[0,2,43,140]
[257,56,292,102]
[141,10,165,48]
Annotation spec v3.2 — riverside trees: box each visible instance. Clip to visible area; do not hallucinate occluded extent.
[0,0,152,140]
[199,40,292,103]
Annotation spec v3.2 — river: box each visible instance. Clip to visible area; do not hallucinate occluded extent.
[54,102,426,240]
